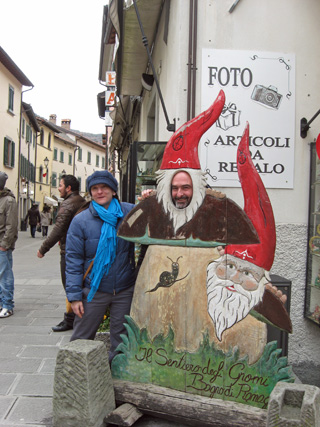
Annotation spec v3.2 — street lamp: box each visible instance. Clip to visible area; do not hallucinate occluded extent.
[43,157,49,186]
[61,169,66,174]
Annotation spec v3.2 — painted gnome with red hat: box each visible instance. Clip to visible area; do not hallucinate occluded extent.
[118,90,291,363]
[207,123,291,342]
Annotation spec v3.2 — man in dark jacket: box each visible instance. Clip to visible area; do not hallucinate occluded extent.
[0,172,18,318]
[25,203,41,238]
[65,170,136,362]
[37,175,85,331]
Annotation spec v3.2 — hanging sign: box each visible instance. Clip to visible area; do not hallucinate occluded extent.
[200,49,295,189]
[106,71,116,86]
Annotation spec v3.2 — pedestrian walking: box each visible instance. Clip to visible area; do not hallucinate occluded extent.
[40,205,51,237]
[0,172,18,318]
[25,203,41,238]
[65,170,136,362]
[37,175,85,332]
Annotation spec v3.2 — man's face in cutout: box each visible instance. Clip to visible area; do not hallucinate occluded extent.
[171,171,193,209]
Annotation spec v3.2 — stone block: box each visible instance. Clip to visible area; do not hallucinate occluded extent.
[53,339,115,427]
[267,382,320,426]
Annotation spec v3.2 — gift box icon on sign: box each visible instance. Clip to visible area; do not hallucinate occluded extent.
[216,102,241,131]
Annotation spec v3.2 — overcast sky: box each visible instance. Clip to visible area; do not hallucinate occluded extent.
[0,0,108,134]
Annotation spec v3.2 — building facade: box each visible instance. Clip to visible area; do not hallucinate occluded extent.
[0,47,33,199]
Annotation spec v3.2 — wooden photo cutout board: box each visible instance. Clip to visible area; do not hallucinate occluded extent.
[112,92,293,410]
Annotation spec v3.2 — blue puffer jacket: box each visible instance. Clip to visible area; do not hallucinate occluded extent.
[65,201,136,302]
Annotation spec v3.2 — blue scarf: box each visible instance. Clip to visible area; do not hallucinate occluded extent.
[87,199,124,302]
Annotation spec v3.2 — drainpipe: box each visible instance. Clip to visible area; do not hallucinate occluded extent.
[192,0,198,119]
[187,0,198,120]
[187,0,193,121]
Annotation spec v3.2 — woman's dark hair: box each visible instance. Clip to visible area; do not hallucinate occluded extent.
[61,175,80,192]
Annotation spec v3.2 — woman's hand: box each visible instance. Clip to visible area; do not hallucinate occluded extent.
[71,301,85,318]
[137,189,155,201]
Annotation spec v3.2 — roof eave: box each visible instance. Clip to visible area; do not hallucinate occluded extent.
[0,46,33,87]
[22,102,40,132]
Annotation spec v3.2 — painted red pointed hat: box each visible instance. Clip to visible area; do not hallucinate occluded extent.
[316,133,320,160]
[225,123,276,271]
[160,90,225,170]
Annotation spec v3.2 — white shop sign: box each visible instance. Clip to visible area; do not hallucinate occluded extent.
[105,112,113,127]
[200,49,295,189]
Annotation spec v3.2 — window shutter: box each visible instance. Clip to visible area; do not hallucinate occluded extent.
[3,138,8,166]
[23,155,26,178]
[11,141,15,167]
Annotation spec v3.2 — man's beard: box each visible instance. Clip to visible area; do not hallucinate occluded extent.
[156,169,206,233]
[206,259,265,341]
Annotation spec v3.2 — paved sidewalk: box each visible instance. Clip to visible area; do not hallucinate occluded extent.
[0,227,71,426]
[0,229,196,427]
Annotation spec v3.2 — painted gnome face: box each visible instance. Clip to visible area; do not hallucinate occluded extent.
[206,254,267,341]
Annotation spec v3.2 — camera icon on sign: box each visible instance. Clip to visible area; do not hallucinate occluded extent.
[251,85,282,110]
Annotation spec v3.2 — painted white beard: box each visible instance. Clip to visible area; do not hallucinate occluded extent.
[156,169,206,233]
[206,260,265,341]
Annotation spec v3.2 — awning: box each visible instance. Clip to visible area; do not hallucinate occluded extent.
[44,196,58,207]
[98,0,163,151]
[117,0,164,95]
[99,0,164,95]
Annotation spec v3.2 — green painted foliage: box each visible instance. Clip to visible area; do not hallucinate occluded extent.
[112,316,294,409]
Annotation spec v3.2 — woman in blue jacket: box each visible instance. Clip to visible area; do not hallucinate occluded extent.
[65,170,136,362]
